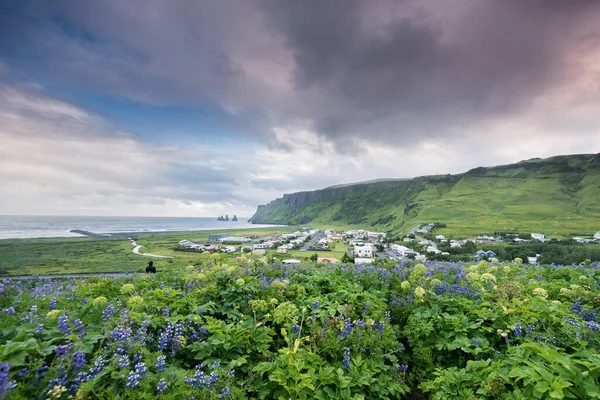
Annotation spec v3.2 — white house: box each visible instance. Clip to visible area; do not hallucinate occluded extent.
[595,231,600,240]
[435,235,446,240]
[282,259,301,264]
[218,236,251,243]
[222,246,237,253]
[531,233,545,240]
[426,246,441,254]
[573,237,585,243]
[391,244,417,257]
[277,246,289,254]
[354,245,373,258]
[450,241,462,248]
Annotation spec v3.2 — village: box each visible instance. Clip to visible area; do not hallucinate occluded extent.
[176,224,600,265]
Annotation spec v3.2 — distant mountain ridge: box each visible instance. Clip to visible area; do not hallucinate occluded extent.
[250,154,600,236]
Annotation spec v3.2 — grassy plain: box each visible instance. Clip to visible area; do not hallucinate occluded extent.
[0,226,294,276]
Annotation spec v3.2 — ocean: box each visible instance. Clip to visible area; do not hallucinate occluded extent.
[0,215,273,239]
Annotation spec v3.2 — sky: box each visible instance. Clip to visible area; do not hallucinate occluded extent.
[1,0,600,217]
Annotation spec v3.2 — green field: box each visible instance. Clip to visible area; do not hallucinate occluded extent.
[0,227,294,276]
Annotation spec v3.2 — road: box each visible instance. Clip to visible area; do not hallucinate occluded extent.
[130,239,174,259]
[299,231,324,252]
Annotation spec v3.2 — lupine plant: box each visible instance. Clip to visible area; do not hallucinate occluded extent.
[0,259,598,399]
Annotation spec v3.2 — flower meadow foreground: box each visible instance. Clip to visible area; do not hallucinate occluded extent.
[0,259,599,399]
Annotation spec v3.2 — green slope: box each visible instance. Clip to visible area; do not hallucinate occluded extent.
[250,154,600,236]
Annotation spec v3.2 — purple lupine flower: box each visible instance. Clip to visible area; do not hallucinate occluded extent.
[0,362,17,398]
[513,324,523,337]
[72,352,86,371]
[212,361,220,369]
[72,319,86,337]
[135,362,147,378]
[48,297,57,311]
[339,318,352,340]
[155,355,166,373]
[162,306,170,317]
[292,322,300,335]
[87,355,108,379]
[312,300,319,311]
[55,344,71,357]
[102,304,115,322]
[3,307,14,316]
[133,352,143,365]
[362,302,370,316]
[35,324,45,337]
[109,327,132,342]
[117,356,129,370]
[398,364,408,373]
[385,311,391,320]
[342,347,351,369]
[47,365,68,390]
[219,386,231,398]
[58,315,71,335]
[156,378,168,393]
[125,370,141,389]
[16,368,29,379]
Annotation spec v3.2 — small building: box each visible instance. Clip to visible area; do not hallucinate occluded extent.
[531,233,545,241]
[435,235,446,240]
[282,259,301,264]
[218,236,252,243]
[450,241,462,248]
[277,246,290,254]
[595,231,600,240]
[391,244,417,257]
[475,250,497,261]
[354,244,373,258]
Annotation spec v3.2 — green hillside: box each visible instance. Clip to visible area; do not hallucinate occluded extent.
[250,154,600,237]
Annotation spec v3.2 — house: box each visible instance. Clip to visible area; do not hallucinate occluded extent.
[354,244,373,258]
[391,244,417,257]
[282,259,301,264]
[514,238,530,244]
[253,242,274,250]
[474,250,497,261]
[218,236,251,243]
[317,257,340,264]
[435,235,446,240]
[595,231,600,240]
[277,246,289,254]
[528,254,540,264]
[531,233,545,241]
[354,257,373,265]
[573,237,585,243]
[222,246,237,253]
[450,241,462,248]
[477,235,495,243]
[403,237,413,242]
[426,246,441,254]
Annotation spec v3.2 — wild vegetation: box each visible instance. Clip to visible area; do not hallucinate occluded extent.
[250,154,600,237]
[0,258,599,399]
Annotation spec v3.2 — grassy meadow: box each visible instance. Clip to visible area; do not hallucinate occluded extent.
[0,227,294,276]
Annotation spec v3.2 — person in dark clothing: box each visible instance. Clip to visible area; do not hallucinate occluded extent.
[145,260,156,273]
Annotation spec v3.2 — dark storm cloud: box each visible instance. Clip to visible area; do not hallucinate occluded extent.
[1,0,599,148]
[259,0,600,142]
